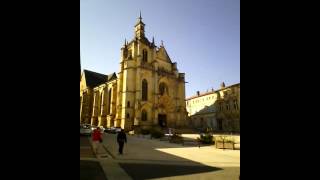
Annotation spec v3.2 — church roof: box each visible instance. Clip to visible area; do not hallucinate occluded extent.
[127,37,155,48]
[106,72,117,81]
[83,70,108,88]
[157,46,172,62]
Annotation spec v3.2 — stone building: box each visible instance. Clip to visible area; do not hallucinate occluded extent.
[80,15,187,131]
[186,83,240,133]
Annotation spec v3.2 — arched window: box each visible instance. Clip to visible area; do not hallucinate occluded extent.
[234,100,239,110]
[142,49,148,62]
[159,83,168,96]
[142,79,148,101]
[128,50,132,59]
[141,110,147,121]
[123,48,128,59]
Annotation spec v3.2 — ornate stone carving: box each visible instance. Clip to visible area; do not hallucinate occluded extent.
[158,95,175,113]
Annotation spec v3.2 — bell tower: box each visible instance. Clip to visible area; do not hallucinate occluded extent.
[134,12,145,39]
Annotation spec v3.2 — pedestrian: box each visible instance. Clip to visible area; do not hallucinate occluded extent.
[92,127,103,155]
[117,129,127,155]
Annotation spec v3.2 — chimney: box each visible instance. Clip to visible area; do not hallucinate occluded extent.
[197,91,200,96]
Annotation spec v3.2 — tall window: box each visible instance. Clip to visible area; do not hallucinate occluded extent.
[141,110,147,121]
[107,89,112,114]
[159,83,168,96]
[218,119,223,131]
[234,100,239,110]
[142,79,148,101]
[128,50,132,59]
[100,92,103,115]
[127,101,130,108]
[219,103,223,111]
[142,49,148,62]
[123,48,128,58]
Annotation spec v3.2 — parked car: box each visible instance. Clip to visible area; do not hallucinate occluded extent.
[105,127,121,134]
[80,124,92,136]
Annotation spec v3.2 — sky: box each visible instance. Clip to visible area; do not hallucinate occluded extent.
[80,0,240,97]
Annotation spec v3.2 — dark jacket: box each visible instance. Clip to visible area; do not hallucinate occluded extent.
[117,131,127,143]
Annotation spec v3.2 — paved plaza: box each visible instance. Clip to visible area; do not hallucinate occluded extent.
[80,133,240,180]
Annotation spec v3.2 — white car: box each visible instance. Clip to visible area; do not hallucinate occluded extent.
[80,124,92,135]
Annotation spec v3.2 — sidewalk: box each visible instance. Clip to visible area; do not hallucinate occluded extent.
[85,135,132,180]
[80,136,107,180]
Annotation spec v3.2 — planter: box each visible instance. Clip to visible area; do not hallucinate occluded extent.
[200,134,214,144]
[215,141,234,150]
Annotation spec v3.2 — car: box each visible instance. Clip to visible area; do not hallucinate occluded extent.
[80,124,92,136]
[104,127,114,134]
[105,127,121,134]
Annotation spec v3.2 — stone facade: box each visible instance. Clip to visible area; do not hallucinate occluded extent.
[186,83,240,133]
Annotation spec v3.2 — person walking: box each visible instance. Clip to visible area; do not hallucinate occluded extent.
[92,127,103,155]
[117,129,127,155]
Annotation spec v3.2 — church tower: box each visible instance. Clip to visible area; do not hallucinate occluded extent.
[115,14,187,131]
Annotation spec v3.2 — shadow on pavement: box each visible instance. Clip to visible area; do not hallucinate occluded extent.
[80,161,107,180]
[80,135,91,147]
[119,163,221,180]
[80,136,95,158]
[103,134,240,179]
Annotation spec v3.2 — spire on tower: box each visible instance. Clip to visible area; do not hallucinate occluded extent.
[136,11,145,25]
[134,11,145,39]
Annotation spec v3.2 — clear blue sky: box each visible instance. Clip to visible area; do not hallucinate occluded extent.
[80,0,240,97]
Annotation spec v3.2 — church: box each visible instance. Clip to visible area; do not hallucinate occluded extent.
[80,14,187,131]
